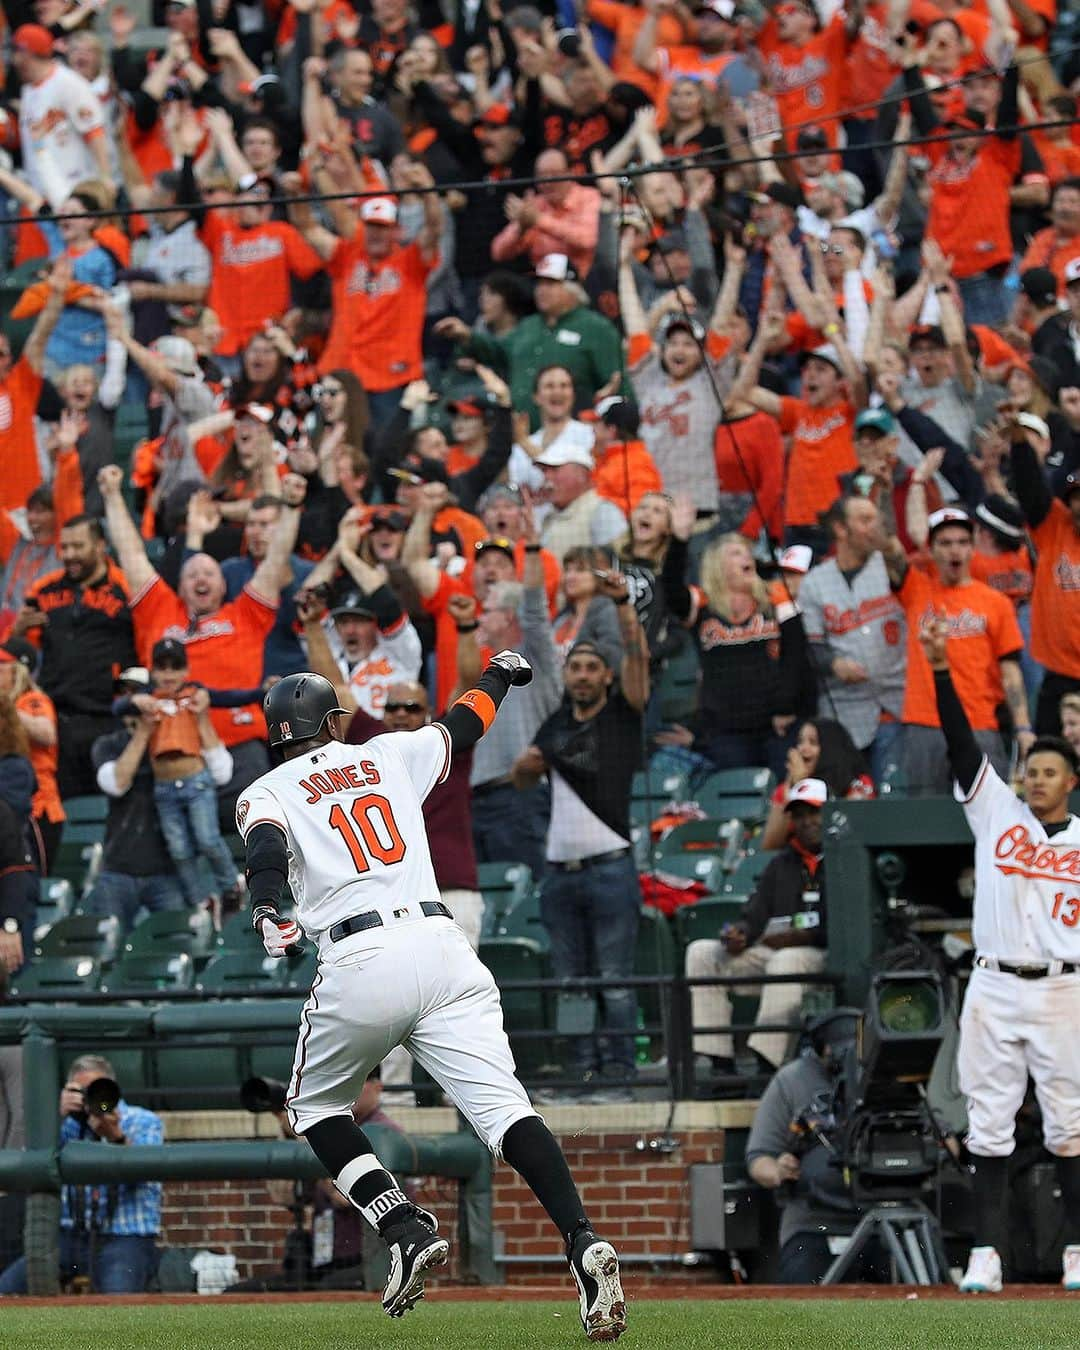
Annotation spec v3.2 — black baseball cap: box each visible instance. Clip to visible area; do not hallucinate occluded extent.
[909,324,947,349]
[151,637,189,669]
[370,508,409,531]
[330,591,377,621]
[0,637,37,672]
[475,536,516,562]
[1020,266,1059,309]
[567,639,612,667]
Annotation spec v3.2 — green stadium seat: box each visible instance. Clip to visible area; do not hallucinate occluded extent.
[52,822,107,894]
[674,895,751,951]
[634,906,677,1055]
[651,853,726,894]
[653,819,730,860]
[702,767,776,798]
[63,795,109,825]
[34,876,74,941]
[692,786,769,824]
[477,862,533,938]
[248,1042,298,1087]
[478,938,551,1072]
[195,950,286,994]
[278,947,318,992]
[99,952,193,994]
[125,908,217,960]
[493,888,548,947]
[153,1040,242,1093]
[10,955,99,998]
[723,851,773,894]
[631,767,690,804]
[36,913,120,964]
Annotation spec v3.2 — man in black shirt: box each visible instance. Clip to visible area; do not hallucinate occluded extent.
[512,572,649,1097]
[688,779,829,1079]
[84,679,184,932]
[12,514,136,799]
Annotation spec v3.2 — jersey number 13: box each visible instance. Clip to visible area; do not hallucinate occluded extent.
[328,794,407,873]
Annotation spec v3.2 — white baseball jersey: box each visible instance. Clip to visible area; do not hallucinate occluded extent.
[325,617,422,719]
[19,65,106,209]
[236,725,451,947]
[958,757,1080,962]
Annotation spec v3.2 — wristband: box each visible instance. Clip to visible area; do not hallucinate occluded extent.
[524,544,541,553]
[934,284,950,293]
[614,594,630,607]
[456,621,479,633]
[823,322,839,337]
[251,903,281,933]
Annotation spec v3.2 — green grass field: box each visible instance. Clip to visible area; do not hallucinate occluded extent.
[3,1299,1079,1350]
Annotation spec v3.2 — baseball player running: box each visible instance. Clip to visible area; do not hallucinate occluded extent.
[236,658,626,1341]
[922,617,1080,1293]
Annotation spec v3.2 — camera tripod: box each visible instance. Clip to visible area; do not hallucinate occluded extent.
[822,1200,950,1285]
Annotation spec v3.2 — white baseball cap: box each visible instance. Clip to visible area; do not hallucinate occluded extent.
[927,506,973,538]
[779,544,813,574]
[360,197,398,225]
[1017,410,1051,440]
[151,335,198,377]
[1065,257,1080,286]
[534,253,578,282]
[535,443,594,470]
[785,778,828,809]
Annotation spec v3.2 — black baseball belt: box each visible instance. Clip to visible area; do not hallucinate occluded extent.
[550,847,631,873]
[976,955,1078,979]
[329,900,454,944]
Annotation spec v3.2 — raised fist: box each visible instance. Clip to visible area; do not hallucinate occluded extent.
[489,650,533,687]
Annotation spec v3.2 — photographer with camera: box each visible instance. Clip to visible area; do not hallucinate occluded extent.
[745,1009,892,1283]
[0,1055,162,1294]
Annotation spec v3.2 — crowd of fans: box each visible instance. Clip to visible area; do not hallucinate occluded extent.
[0,0,1079,1086]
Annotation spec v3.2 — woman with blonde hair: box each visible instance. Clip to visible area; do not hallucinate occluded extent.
[0,649,63,873]
[663,505,809,775]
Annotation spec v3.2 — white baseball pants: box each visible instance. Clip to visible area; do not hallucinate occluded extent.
[958,966,1080,1157]
[287,914,538,1151]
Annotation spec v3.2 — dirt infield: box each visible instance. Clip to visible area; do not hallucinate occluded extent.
[4,1283,1071,1307]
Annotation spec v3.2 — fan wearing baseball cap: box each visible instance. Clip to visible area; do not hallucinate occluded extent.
[755,1,853,153]
[12,25,110,210]
[491,148,601,280]
[294,163,442,412]
[685,776,829,1081]
[582,396,662,518]
[1007,407,1080,734]
[434,254,624,429]
[882,504,1029,796]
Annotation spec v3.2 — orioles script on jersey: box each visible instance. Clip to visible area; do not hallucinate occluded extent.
[994,824,1080,882]
[299,760,382,804]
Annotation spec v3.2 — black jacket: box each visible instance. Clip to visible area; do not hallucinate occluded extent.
[741,846,827,949]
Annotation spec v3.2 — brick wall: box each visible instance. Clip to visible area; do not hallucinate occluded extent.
[159,1117,736,1285]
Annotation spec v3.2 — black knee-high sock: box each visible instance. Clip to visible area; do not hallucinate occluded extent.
[969,1154,1010,1260]
[1055,1155,1080,1246]
[303,1114,411,1233]
[501,1116,589,1243]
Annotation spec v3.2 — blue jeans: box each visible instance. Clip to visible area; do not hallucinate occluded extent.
[366,386,408,424]
[956,271,1010,327]
[84,870,185,932]
[866,720,904,791]
[703,729,792,782]
[153,770,237,904]
[540,852,640,1076]
[471,781,550,882]
[0,1230,157,1294]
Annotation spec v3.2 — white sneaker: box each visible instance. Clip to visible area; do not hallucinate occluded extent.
[1063,1244,1080,1290]
[959,1246,1003,1293]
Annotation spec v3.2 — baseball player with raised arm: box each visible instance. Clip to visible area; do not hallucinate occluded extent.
[922,616,1080,1294]
[236,657,626,1341]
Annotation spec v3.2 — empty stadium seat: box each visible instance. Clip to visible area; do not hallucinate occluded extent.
[634,906,677,1056]
[631,767,690,803]
[99,952,194,995]
[723,852,773,894]
[125,908,217,960]
[702,767,776,798]
[36,913,120,964]
[34,876,74,942]
[493,888,548,947]
[653,819,730,859]
[476,861,533,938]
[195,950,286,994]
[10,956,99,998]
[693,787,770,824]
[651,852,726,894]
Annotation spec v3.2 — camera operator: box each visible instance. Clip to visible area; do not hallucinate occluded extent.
[0,1055,162,1294]
[745,1010,892,1283]
[687,779,829,1080]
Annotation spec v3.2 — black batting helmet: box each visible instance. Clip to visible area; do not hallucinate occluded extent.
[264,673,347,749]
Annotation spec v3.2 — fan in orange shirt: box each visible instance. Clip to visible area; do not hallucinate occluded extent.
[757,2,853,151]
[1019,176,1080,294]
[291,163,442,398]
[587,0,693,97]
[582,396,664,518]
[0,646,64,873]
[890,507,1028,795]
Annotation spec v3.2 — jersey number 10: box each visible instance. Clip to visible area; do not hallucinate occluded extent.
[329,794,407,873]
